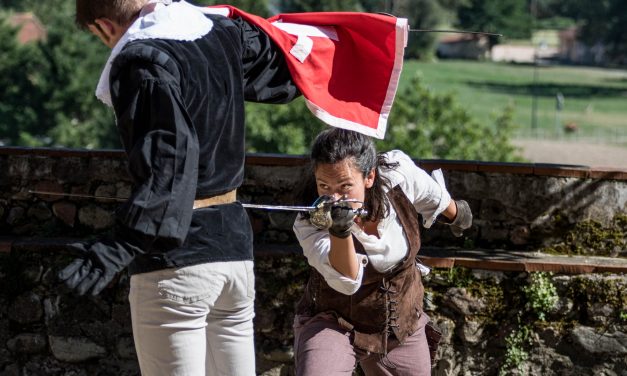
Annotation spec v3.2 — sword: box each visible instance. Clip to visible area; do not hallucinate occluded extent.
[27,190,368,218]
[242,203,318,212]
[409,28,502,37]
[28,190,127,202]
[375,14,503,37]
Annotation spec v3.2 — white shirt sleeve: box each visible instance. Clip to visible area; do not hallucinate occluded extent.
[293,216,368,295]
[383,150,451,228]
[292,150,452,294]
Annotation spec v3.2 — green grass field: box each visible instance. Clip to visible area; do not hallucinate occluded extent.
[400,60,627,144]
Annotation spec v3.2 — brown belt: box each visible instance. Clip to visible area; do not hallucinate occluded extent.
[193,189,237,209]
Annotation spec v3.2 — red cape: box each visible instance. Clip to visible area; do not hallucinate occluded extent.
[204,6,408,139]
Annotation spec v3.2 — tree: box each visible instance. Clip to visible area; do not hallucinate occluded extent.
[277,0,447,59]
[0,16,46,145]
[603,0,627,64]
[245,100,325,154]
[1,0,276,149]
[0,1,118,148]
[0,1,21,8]
[244,75,522,161]
[0,0,524,160]
[277,0,363,13]
[388,0,446,59]
[194,0,271,17]
[377,74,522,161]
[456,0,531,47]
[548,0,627,64]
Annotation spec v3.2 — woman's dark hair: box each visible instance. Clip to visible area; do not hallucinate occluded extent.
[297,128,398,222]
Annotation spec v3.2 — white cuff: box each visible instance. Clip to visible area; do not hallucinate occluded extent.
[322,253,368,295]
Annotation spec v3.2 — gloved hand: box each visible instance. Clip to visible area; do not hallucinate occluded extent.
[58,239,136,296]
[328,201,357,238]
[449,200,472,237]
[309,195,335,230]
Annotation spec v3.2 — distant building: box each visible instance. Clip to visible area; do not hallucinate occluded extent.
[490,44,536,63]
[7,12,47,44]
[490,44,559,63]
[491,30,559,64]
[436,34,489,60]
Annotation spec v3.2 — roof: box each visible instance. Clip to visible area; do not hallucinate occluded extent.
[7,12,47,44]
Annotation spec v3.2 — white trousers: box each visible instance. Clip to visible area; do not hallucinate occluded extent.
[129,261,256,376]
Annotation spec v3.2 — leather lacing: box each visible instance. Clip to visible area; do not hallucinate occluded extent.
[380,278,399,369]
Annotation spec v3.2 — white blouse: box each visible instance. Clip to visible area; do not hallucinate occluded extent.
[293,150,451,295]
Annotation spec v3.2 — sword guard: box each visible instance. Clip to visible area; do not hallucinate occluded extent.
[309,195,368,230]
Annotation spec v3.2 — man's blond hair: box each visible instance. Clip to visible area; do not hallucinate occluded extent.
[75,0,147,29]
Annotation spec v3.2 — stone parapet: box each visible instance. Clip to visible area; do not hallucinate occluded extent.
[2,148,627,251]
[0,147,626,375]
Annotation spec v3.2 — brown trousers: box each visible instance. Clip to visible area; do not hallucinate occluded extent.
[293,312,431,376]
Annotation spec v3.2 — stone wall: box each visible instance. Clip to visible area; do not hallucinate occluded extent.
[1,147,626,375]
[2,149,626,249]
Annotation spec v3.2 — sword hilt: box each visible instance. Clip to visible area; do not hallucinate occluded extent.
[309,195,368,230]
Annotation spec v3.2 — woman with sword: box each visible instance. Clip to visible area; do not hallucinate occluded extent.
[292,127,472,375]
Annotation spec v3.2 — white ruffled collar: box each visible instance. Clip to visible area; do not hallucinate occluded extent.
[95,0,214,107]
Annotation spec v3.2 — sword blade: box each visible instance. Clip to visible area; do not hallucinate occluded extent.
[241,203,316,212]
[28,190,317,212]
[28,190,126,201]
[28,190,368,215]
[409,28,502,37]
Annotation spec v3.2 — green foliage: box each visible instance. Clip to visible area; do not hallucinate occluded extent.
[245,99,324,154]
[277,0,447,59]
[393,0,445,59]
[544,213,627,257]
[361,0,446,59]
[481,283,506,322]
[535,16,576,30]
[522,272,558,321]
[277,0,363,12]
[456,0,532,46]
[0,1,21,9]
[0,1,118,148]
[548,0,627,64]
[500,322,532,375]
[567,275,627,318]
[442,266,475,287]
[446,268,506,320]
[193,0,271,17]
[244,73,523,160]
[1,1,523,158]
[0,15,48,144]
[377,74,523,161]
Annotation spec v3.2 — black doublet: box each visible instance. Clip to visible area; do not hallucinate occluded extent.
[105,15,298,275]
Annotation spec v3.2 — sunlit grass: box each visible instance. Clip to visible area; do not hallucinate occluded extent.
[400,60,627,144]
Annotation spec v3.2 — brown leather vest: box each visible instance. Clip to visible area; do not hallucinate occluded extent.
[296,185,424,354]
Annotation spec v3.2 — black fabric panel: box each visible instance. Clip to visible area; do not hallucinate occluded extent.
[104,15,298,274]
